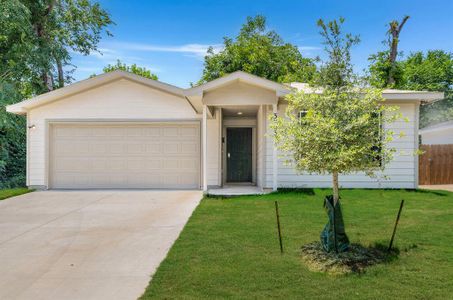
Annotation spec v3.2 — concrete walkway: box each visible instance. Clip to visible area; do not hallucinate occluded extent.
[208,185,268,196]
[419,185,453,192]
[0,190,202,300]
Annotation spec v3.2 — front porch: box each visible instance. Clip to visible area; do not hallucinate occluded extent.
[207,185,269,196]
[183,72,291,192]
[202,103,277,193]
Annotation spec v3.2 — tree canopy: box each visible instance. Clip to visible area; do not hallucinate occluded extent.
[272,18,403,204]
[198,15,316,85]
[368,16,453,128]
[1,0,113,94]
[0,0,113,188]
[94,60,158,80]
[369,48,453,128]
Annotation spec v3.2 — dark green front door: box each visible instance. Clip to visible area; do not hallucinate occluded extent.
[226,128,253,182]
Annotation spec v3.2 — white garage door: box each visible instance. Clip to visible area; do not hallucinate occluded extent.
[50,123,200,189]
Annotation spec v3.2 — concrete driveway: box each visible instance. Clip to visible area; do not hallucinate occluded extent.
[0,190,202,300]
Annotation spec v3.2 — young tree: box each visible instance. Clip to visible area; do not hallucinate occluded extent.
[94,60,158,80]
[198,15,316,85]
[271,18,403,252]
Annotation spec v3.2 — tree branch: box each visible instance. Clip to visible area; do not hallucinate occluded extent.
[397,16,410,34]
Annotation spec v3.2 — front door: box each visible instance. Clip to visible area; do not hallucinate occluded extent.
[226,128,253,182]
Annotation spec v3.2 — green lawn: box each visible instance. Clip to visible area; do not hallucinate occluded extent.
[0,188,32,200]
[141,189,453,299]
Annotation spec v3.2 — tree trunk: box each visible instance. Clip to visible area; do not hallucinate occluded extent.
[332,171,339,205]
[41,72,53,92]
[387,16,409,86]
[34,0,57,92]
[56,57,64,88]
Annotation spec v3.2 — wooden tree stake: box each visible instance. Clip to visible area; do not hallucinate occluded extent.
[275,201,284,254]
[388,199,405,252]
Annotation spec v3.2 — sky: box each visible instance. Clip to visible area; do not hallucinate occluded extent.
[70,0,453,88]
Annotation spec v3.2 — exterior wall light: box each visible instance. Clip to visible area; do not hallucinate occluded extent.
[237,112,243,115]
[28,125,36,130]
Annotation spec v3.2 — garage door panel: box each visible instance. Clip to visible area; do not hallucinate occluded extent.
[163,142,179,154]
[50,123,200,189]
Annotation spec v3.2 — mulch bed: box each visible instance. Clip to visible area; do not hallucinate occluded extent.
[301,241,399,275]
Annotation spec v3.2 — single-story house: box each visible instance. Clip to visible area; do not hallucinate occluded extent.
[6,70,443,191]
[420,120,453,145]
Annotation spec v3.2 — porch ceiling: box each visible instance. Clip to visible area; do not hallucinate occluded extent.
[221,105,259,117]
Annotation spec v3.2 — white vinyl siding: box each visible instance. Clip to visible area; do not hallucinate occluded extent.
[264,103,418,189]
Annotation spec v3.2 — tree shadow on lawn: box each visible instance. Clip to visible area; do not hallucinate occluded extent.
[276,188,316,195]
[300,241,409,275]
[403,188,449,197]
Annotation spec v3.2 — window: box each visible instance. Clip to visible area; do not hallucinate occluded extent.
[299,110,308,119]
[371,112,383,167]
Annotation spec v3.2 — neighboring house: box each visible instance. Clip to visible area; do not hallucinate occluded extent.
[6,70,443,191]
[420,121,453,145]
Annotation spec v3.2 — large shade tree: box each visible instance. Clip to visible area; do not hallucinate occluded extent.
[402,51,453,127]
[368,16,410,89]
[370,49,453,128]
[271,18,403,253]
[198,15,316,85]
[1,0,113,94]
[0,0,113,187]
[368,17,453,128]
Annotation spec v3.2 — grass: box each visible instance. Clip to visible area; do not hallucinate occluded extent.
[0,188,32,200]
[141,189,453,300]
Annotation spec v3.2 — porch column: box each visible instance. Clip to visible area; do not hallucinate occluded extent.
[202,104,208,192]
[272,104,278,191]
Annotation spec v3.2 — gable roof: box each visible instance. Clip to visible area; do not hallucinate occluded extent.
[6,70,185,114]
[6,69,444,115]
[7,70,291,115]
[186,71,290,96]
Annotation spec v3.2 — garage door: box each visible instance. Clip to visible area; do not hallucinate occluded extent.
[50,123,200,189]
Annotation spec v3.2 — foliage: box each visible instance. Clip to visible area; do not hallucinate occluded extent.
[0,0,113,187]
[271,18,403,203]
[370,50,453,128]
[0,82,26,188]
[368,18,453,127]
[401,51,453,127]
[93,60,158,80]
[368,50,404,88]
[1,0,113,93]
[141,189,453,299]
[313,18,360,89]
[198,15,316,85]
[367,16,409,88]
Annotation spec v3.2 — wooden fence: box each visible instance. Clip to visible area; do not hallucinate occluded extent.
[419,144,453,185]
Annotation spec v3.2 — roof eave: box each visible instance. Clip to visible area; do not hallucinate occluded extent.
[382,91,444,102]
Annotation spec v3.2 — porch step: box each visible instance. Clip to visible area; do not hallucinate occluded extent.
[207,186,268,196]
